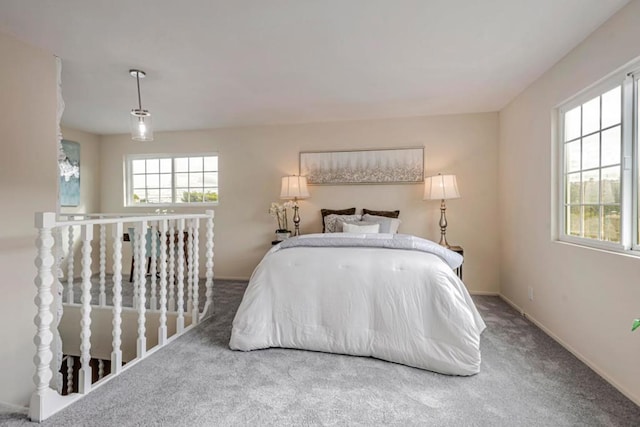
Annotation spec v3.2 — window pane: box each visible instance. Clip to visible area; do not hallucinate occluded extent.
[146,159,160,174]
[564,106,581,141]
[132,159,146,174]
[176,189,189,203]
[601,166,620,204]
[147,189,160,204]
[582,134,599,170]
[565,140,580,172]
[189,173,203,187]
[601,86,621,128]
[582,96,600,135]
[133,174,146,189]
[603,205,621,243]
[160,173,172,188]
[203,189,218,203]
[567,205,580,236]
[567,173,581,204]
[189,157,203,172]
[203,172,218,186]
[160,189,172,203]
[175,173,189,187]
[132,189,147,204]
[204,156,218,171]
[160,158,172,173]
[601,126,620,166]
[147,174,160,188]
[175,158,189,172]
[583,205,599,239]
[582,169,599,204]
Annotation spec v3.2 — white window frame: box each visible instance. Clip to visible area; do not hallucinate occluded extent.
[556,62,640,255]
[124,152,219,207]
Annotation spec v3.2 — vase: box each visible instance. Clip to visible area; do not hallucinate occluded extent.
[275,230,291,241]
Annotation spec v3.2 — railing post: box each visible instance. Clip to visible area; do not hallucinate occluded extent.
[99,223,106,306]
[66,357,74,394]
[191,219,200,324]
[202,210,214,319]
[158,219,168,345]
[186,220,193,314]
[136,221,147,357]
[67,224,74,303]
[78,224,93,394]
[176,218,185,332]
[111,222,123,374]
[168,220,176,312]
[150,222,158,310]
[132,226,139,309]
[29,212,57,422]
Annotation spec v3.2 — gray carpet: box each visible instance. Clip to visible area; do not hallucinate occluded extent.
[3,281,639,426]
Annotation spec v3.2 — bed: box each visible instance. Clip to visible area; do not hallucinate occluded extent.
[229,233,486,375]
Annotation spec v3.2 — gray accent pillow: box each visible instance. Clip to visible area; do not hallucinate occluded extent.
[362,214,402,233]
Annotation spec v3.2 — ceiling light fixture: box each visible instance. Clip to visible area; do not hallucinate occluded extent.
[129,69,153,141]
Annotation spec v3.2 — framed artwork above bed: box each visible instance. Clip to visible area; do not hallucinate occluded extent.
[299,147,424,185]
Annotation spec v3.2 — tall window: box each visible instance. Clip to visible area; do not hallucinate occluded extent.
[126,154,218,206]
[558,67,639,252]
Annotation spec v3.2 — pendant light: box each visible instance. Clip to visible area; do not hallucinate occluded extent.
[129,69,153,141]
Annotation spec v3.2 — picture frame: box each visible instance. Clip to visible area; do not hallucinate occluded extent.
[59,139,80,206]
[299,147,424,185]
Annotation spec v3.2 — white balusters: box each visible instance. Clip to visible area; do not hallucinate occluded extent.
[78,225,93,394]
[158,219,168,345]
[176,218,185,332]
[136,221,147,357]
[30,211,215,422]
[66,357,74,394]
[99,224,106,306]
[168,220,176,312]
[187,221,194,314]
[67,224,74,303]
[150,222,157,310]
[191,219,200,324]
[30,212,56,421]
[202,210,215,318]
[111,222,123,374]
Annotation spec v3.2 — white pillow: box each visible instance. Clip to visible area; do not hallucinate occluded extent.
[362,214,402,233]
[324,214,362,233]
[342,222,380,234]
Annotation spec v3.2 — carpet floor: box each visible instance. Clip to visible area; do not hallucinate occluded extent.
[2,280,639,426]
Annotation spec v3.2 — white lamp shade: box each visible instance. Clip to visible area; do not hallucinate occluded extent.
[130,110,153,141]
[280,175,310,199]
[423,174,460,200]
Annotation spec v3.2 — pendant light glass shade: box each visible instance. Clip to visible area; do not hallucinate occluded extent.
[129,69,153,141]
[130,109,153,141]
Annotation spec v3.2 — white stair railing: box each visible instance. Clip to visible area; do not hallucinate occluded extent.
[29,210,215,422]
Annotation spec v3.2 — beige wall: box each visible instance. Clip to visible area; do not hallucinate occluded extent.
[100,113,499,293]
[0,32,57,406]
[499,0,640,405]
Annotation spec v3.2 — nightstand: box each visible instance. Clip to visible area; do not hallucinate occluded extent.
[448,245,464,280]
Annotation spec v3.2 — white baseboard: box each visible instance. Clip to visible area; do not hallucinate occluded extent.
[469,290,500,296]
[497,294,639,407]
[215,276,250,282]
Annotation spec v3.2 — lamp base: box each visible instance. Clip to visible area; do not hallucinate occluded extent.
[439,199,451,248]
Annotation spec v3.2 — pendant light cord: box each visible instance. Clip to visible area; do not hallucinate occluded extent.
[136,72,143,110]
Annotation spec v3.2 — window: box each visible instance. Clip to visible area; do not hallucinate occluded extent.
[126,154,218,206]
[558,65,639,252]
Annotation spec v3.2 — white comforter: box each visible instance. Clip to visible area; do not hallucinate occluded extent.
[230,234,486,375]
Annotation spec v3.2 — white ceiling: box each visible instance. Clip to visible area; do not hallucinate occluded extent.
[0,0,630,135]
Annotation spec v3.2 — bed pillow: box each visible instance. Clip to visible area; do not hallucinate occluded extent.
[362,214,402,234]
[324,214,362,233]
[321,208,357,232]
[342,222,380,234]
[361,208,400,218]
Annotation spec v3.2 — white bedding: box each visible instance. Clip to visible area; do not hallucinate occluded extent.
[230,234,486,375]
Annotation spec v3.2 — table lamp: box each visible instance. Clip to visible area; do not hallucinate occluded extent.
[280,175,310,236]
[423,173,460,248]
